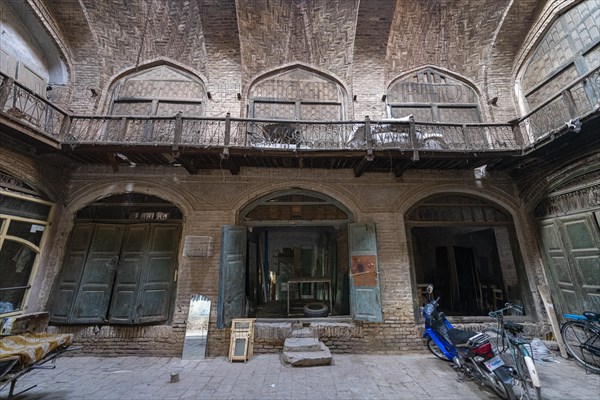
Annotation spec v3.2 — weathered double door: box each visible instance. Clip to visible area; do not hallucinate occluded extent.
[50,222,180,324]
[539,212,600,316]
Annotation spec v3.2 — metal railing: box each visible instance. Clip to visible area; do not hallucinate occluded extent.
[0,75,68,142]
[1,66,598,154]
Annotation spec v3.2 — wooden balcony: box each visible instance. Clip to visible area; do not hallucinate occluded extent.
[1,68,599,178]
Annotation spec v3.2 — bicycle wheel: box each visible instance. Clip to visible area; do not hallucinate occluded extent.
[513,349,541,400]
[561,320,600,373]
[426,338,451,361]
[482,328,509,355]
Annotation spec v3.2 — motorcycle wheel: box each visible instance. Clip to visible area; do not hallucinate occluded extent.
[484,367,516,400]
[426,338,451,361]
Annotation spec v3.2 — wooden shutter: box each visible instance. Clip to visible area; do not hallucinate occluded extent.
[348,223,383,322]
[49,223,94,323]
[217,225,247,328]
[135,224,181,324]
[71,224,124,324]
[108,224,150,324]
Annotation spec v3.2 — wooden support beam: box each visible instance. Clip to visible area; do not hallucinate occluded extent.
[353,155,373,177]
[220,152,240,175]
[108,153,119,173]
[393,160,414,177]
[176,154,198,175]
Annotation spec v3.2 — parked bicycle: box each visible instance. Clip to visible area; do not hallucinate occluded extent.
[560,311,600,374]
[483,303,541,400]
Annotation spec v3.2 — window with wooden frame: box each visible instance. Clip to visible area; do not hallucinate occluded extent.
[519,1,600,114]
[0,172,53,316]
[108,65,205,117]
[248,67,345,121]
[386,68,482,123]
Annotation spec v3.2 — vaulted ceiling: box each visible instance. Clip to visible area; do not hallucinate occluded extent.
[38,0,548,118]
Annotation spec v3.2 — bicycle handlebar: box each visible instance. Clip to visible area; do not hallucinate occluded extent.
[488,303,524,319]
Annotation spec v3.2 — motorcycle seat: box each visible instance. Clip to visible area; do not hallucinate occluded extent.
[583,311,599,322]
[447,328,478,347]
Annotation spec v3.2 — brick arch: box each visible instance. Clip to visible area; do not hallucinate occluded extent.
[238,188,355,225]
[65,180,195,220]
[395,184,520,223]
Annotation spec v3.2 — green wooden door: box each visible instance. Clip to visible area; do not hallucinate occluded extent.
[108,224,150,324]
[71,224,124,324]
[348,223,383,322]
[136,224,180,323]
[539,212,600,315]
[49,223,95,323]
[217,225,247,328]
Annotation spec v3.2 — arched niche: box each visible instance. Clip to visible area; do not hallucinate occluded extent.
[248,66,347,121]
[108,65,206,117]
[406,194,531,319]
[387,67,482,123]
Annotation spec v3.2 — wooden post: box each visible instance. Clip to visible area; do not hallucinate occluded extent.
[364,116,373,161]
[409,115,419,161]
[222,112,231,159]
[173,111,183,146]
[561,89,578,119]
[58,114,72,142]
[0,78,15,110]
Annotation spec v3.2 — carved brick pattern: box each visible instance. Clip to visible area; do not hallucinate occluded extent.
[438,107,479,123]
[79,0,207,78]
[112,102,152,115]
[237,0,358,87]
[252,68,340,101]
[300,103,340,121]
[254,103,296,119]
[534,184,600,218]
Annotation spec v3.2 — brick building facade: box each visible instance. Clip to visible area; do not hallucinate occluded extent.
[0,0,598,358]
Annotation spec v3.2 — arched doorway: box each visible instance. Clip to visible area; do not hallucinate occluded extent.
[49,193,183,325]
[407,194,530,318]
[217,189,384,327]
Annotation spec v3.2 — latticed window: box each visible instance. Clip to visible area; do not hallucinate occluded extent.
[249,67,345,121]
[0,172,52,315]
[520,1,600,113]
[108,65,206,117]
[386,68,481,123]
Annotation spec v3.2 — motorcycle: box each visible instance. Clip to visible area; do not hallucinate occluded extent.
[422,285,516,399]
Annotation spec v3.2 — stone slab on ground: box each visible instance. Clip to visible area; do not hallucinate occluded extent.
[282,341,332,367]
[283,337,322,352]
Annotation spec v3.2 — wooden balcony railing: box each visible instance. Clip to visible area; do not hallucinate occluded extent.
[1,66,598,154]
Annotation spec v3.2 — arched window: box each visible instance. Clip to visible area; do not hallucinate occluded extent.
[387,68,481,123]
[519,1,600,113]
[108,65,206,117]
[248,66,346,121]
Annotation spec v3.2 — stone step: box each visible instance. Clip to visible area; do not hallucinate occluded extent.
[283,337,322,352]
[290,327,315,338]
[282,342,332,367]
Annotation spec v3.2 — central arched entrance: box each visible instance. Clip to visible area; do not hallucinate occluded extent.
[217,189,384,327]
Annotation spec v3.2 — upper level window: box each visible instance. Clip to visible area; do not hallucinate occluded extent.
[108,65,205,117]
[386,68,481,123]
[249,67,345,121]
[519,1,600,112]
[0,171,52,315]
[0,0,49,97]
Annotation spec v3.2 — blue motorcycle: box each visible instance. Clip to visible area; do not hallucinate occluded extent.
[422,285,516,399]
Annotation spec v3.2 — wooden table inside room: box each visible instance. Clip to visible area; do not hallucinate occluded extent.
[286,277,332,317]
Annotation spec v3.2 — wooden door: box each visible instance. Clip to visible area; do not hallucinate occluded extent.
[217,225,247,328]
[348,223,383,322]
